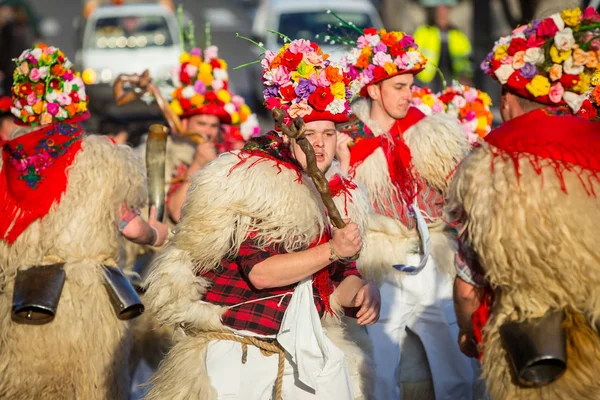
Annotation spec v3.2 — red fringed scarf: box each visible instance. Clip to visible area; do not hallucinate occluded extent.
[349,107,426,206]
[328,174,357,216]
[0,121,84,243]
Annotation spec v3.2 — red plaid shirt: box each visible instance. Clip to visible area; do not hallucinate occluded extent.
[202,239,361,336]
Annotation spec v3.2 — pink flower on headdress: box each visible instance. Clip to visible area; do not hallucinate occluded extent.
[47,102,59,116]
[288,100,312,118]
[356,35,371,49]
[185,64,198,78]
[27,92,38,105]
[204,46,218,61]
[373,52,393,66]
[272,67,291,87]
[265,50,276,63]
[288,39,312,54]
[309,70,330,87]
[57,93,72,106]
[63,70,74,80]
[583,6,600,22]
[29,68,41,81]
[194,80,206,94]
[190,48,202,57]
[431,102,444,113]
[232,95,245,107]
[548,82,564,104]
[212,80,224,91]
[265,97,282,110]
[464,88,478,103]
[512,25,528,35]
[304,51,325,67]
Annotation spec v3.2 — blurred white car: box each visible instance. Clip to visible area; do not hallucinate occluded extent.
[248,0,384,106]
[75,2,182,119]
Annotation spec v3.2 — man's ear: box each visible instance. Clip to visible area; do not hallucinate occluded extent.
[366,84,380,101]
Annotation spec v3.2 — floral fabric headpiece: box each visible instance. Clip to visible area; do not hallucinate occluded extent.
[341,28,427,98]
[481,7,600,119]
[262,39,352,125]
[11,44,89,127]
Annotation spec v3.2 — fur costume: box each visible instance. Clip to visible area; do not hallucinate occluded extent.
[447,108,600,400]
[0,133,147,399]
[143,147,374,400]
[344,97,468,286]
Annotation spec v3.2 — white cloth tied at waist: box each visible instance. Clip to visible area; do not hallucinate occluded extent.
[392,199,432,275]
[276,277,351,395]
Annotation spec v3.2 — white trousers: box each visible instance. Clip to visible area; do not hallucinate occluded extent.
[205,339,353,400]
[366,256,474,400]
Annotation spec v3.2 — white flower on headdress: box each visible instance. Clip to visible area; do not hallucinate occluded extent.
[524,48,545,65]
[212,79,224,91]
[38,66,49,80]
[326,98,346,115]
[182,86,196,99]
[18,49,29,62]
[46,91,59,102]
[263,69,276,86]
[224,103,236,114]
[64,60,73,69]
[213,68,228,81]
[494,64,515,84]
[368,34,381,47]
[498,36,512,46]
[562,91,586,112]
[240,114,259,140]
[11,107,20,118]
[57,93,72,106]
[63,80,73,93]
[350,80,363,97]
[563,57,584,75]
[204,46,219,62]
[57,107,68,119]
[346,48,361,65]
[30,47,42,59]
[24,105,33,114]
[554,28,576,51]
[78,88,86,100]
[406,51,423,66]
[451,95,467,109]
[549,13,565,31]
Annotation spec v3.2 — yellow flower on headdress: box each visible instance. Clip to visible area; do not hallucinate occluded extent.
[180,52,190,64]
[494,45,508,60]
[191,94,205,107]
[189,55,202,67]
[217,89,231,104]
[199,63,212,75]
[218,59,228,70]
[526,75,551,97]
[550,46,571,63]
[290,71,301,83]
[476,116,488,132]
[572,72,591,94]
[296,61,315,78]
[479,92,492,106]
[41,54,51,64]
[170,99,184,115]
[392,31,404,41]
[198,72,213,86]
[384,62,397,75]
[331,82,346,100]
[361,46,373,57]
[41,112,53,125]
[422,94,435,107]
[239,104,251,119]
[32,101,44,115]
[560,7,581,27]
[77,101,87,113]
[230,112,240,125]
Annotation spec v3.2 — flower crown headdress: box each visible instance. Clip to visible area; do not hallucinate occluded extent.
[482,6,600,119]
[11,44,89,127]
[169,9,255,126]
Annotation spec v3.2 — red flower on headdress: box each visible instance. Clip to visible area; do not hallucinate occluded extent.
[559,74,580,89]
[308,86,333,111]
[205,91,219,104]
[363,27,377,36]
[179,97,192,111]
[49,79,60,90]
[282,50,303,71]
[507,38,527,56]
[390,43,406,58]
[280,85,296,102]
[507,71,530,90]
[536,18,559,38]
[373,66,388,82]
[577,99,598,119]
[210,59,222,70]
[526,33,546,48]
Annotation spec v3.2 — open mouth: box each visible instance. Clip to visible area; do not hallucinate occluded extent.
[315,152,325,161]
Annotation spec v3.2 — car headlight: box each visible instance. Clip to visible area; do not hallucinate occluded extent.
[100,68,113,84]
[82,68,97,85]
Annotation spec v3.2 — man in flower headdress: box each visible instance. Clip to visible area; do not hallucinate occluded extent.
[0,44,168,399]
[338,26,473,400]
[143,38,379,400]
[160,44,260,223]
[450,6,600,400]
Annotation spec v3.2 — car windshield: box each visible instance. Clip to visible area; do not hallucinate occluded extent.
[276,11,374,45]
[88,15,173,49]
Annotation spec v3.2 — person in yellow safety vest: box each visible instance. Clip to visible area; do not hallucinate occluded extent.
[414,2,472,92]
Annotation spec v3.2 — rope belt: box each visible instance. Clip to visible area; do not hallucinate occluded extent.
[201,331,286,400]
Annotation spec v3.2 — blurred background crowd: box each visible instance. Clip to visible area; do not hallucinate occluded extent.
[1,0,598,145]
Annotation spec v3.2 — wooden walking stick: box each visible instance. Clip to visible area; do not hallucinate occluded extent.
[272,108,360,259]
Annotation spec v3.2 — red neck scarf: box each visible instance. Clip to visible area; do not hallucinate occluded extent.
[349,107,426,205]
[0,121,84,243]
